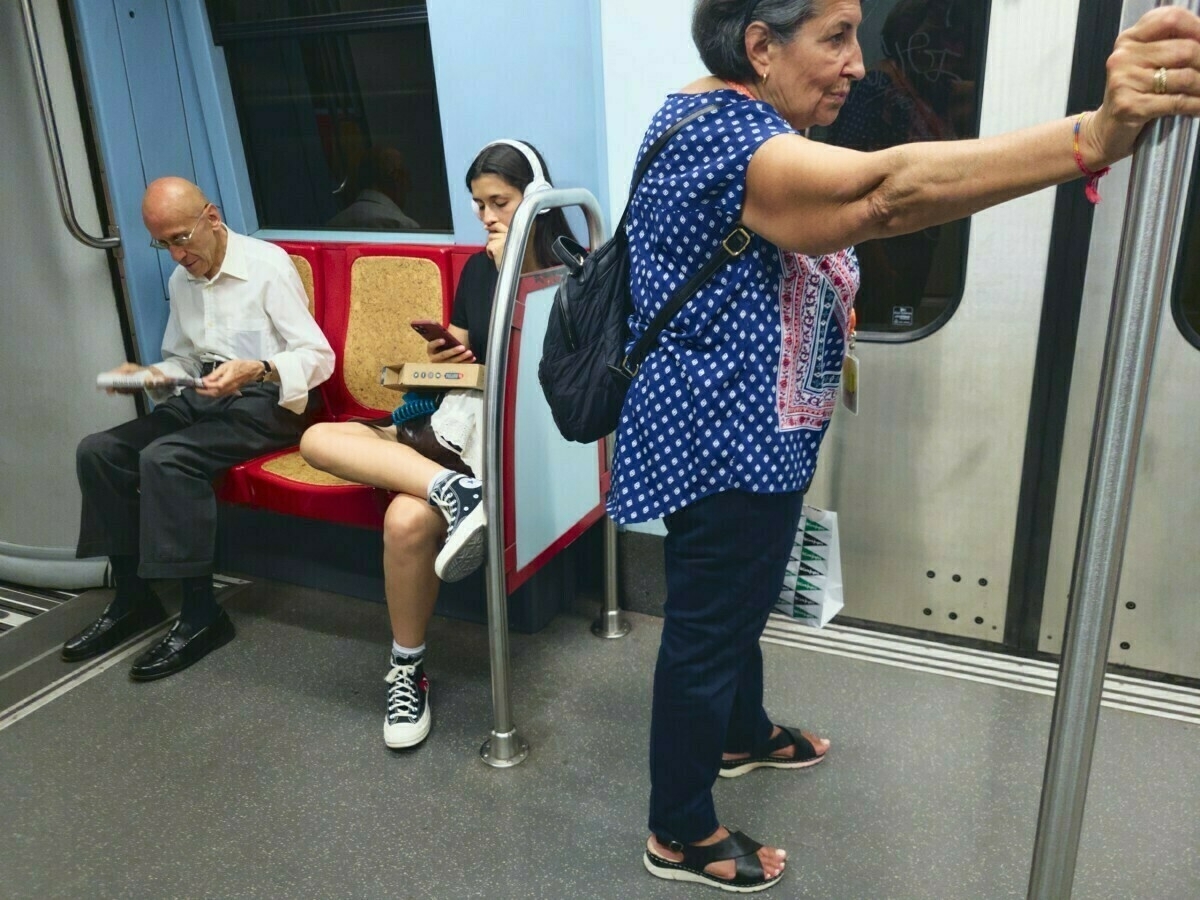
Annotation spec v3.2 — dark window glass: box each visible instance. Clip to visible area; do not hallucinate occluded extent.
[1173,140,1200,348]
[811,0,989,340]
[211,3,451,232]
[208,1,425,30]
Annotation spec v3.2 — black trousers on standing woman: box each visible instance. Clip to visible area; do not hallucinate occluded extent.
[648,487,806,844]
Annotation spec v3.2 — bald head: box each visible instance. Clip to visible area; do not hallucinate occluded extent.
[142,177,226,279]
[142,177,209,225]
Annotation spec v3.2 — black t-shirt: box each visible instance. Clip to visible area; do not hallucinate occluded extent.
[449,251,498,364]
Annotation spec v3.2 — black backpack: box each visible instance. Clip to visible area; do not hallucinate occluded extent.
[538,101,750,444]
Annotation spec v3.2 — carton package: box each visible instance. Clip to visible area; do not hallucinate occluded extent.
[380,363,486,391]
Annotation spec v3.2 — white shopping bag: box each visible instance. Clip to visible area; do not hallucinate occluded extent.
[774,505,844,627]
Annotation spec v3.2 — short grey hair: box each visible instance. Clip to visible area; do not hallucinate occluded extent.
[692,0,821,82]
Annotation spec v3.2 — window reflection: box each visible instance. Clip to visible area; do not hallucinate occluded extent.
[1173,144,1200,347]
[216,5,450,232]
[815,0,987,337]
[208,1,426,28]
[327,146,420,229]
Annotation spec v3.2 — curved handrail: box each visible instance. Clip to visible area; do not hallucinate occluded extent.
[478,187,620,767]
[19,0,120,250]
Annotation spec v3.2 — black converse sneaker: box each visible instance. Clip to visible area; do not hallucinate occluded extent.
[383,657,431,749]
[429,474,486,582]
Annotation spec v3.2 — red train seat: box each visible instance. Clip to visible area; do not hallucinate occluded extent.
[216,242,472,530]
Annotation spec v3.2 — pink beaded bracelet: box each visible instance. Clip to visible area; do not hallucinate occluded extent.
[1073,112,1111,204]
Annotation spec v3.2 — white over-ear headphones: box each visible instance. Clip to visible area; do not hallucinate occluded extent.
[481,139,553,203]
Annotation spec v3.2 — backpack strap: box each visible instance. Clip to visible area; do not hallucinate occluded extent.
[613,101,723,240]
[609,97,754,381]
[614,224,752,380]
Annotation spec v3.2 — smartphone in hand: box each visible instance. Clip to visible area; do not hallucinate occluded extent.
[411,319,466,353]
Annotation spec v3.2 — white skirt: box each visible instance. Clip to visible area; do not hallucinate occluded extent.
[430,389,484,478]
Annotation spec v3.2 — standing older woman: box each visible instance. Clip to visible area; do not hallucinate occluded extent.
[613,0,1200,892]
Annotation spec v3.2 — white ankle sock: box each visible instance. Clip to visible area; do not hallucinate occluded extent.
[425,469,456,502]
[391,641,425,663]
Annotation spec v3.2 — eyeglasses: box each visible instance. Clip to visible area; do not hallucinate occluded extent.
[149,204,211,250]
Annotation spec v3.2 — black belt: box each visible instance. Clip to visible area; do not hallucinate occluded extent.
[199,361,222,376]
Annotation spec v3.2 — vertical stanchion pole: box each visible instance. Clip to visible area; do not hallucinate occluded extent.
[478,188,609,767]
[593,433,631,638]
[1027,61,1197,897]
[572,201,630,641]
[478,194,534,768]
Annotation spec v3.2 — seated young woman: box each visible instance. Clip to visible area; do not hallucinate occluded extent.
[299,140,574,749]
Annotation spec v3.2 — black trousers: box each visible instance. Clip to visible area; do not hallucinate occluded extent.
[648,488,806,844]
[75,385,316,579]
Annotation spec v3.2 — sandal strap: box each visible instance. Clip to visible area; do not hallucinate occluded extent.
[679,829,765,881]
[763,725,819,761]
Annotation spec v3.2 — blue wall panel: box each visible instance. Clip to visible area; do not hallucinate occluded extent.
[173,2,257,233]
[72,0,167,363]
[413,1,605,243]
[71,0,221,364]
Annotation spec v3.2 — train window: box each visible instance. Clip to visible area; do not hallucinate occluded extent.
[1172,140,1200,348]
[809,0,989,340]
[207,2,451,232]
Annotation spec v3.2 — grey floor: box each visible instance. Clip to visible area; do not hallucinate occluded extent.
[1,582,1197,900]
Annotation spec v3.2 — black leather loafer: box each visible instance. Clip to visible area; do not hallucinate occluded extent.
[129,609,235,681]
[61,600,168,662]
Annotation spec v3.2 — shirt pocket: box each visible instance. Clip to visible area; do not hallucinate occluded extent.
[226,314,269,359]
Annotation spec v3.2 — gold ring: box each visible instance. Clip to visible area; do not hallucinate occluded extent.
[1154,66,1168,95]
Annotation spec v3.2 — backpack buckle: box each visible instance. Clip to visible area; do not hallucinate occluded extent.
[608,357,639,385]
[722,227,752,256]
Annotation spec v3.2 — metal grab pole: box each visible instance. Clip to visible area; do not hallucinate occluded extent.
[593,435,631,639]
[18,0,120,250]
[1026,56,1198,900]
[479,187,615,766]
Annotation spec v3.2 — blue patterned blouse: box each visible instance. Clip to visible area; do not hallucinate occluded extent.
[607,90,859,525]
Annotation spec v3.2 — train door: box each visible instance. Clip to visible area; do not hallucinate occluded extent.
[805,0,1198,682]
[1040,129,1200,681]
[804,0,1087,645]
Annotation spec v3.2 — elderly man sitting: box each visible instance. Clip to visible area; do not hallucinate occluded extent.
[63,177,334,680]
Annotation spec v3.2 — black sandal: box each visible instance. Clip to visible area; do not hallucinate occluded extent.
[719,725,827,778]
[643,828,783,893]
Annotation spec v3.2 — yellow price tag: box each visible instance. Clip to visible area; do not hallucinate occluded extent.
[841,354,859,415]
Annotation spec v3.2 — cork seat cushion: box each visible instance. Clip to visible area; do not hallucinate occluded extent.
[343,256,444,413]
[288,254,316,316]
[259,450,360,487]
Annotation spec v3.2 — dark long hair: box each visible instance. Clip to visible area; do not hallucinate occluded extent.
[465,142,574,270]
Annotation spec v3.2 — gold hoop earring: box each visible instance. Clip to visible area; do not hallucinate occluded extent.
[761,69,769,85]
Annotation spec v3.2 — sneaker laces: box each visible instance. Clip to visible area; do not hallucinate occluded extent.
[429,482,461,529]
[385,663,423,723]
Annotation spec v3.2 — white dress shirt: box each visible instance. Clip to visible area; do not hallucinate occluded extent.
[153,228,334,414]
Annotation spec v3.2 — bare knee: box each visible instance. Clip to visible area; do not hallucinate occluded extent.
[299,422,338,471]
[383,496,441,559]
